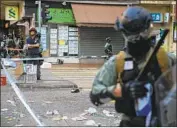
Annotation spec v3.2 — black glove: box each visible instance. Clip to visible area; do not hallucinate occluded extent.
[122,81,148,99]
[89,92,103,106]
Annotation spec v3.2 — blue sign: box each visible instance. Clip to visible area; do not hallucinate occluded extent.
[150,13,163,23]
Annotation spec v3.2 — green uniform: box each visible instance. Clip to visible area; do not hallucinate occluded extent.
[91,52,176,97]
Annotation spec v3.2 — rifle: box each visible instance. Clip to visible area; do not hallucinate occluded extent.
[134,29,169,127]
[136,29,169,81]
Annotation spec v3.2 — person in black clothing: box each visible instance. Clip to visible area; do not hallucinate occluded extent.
[104,37,113,59]
[26,27,41,80]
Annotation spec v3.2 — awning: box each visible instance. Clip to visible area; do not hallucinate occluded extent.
[71,4,127,27]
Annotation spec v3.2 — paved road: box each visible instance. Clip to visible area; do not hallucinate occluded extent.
[1,64,123,127]
[1,86,121,127]
[49,66,100,89]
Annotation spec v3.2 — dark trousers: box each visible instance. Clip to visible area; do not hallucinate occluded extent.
[26,55,41,80]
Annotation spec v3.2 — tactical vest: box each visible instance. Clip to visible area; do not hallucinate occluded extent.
[116,47,169,84]
[114,47,169,116]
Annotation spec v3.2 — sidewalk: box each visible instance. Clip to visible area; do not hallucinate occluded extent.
[16,69,77,89]
[5,63,102,89]
[51,63,102,69]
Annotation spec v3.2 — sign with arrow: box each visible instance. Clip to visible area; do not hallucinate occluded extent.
[5,6,19,21]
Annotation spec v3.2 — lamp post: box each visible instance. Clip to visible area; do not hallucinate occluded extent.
[35,0,41,33]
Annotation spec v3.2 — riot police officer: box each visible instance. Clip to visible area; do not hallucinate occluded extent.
[104,37,113,59]
[90,6,176,127]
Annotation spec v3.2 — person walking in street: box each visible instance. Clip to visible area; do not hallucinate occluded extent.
[104,37,113,59]
[26,27,41,80]
[90,6,176,127]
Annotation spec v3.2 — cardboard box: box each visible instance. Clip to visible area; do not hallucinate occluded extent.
[14,62,24,77]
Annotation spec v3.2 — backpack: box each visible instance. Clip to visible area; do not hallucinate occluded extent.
[116,47,169,84]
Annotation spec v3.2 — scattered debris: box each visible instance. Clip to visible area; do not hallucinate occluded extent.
[71,88,80,93]
[53,110,59,115]
[43,101,53,104]
[85,107,97,114]
[20,113,25,118]
[72,116,87,121]
[1,108,8,112]
[46,110,59,116]
[102,110,114,117]
[7,118,13,121]
[28,101,35,103]
[80,112,88,117]
[12,111,18,114]
[6,100,16,106]
[85,120,97,126]
[15,124,23,127]
[46,111,53,115]
[52,117,62,121]
[62,116,68,120]
[52,116,68,121]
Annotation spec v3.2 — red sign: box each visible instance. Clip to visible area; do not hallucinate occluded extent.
[1,76,7,86]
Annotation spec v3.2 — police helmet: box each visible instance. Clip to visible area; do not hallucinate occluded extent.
[106,37,111,43]
[116,6,152,36]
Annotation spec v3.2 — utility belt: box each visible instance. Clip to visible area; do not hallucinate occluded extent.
[115,57,139,117]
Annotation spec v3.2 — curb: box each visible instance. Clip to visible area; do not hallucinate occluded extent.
[14,80,78,89]
[18,84,75,89]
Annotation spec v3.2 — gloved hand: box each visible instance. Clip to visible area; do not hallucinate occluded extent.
[89,92,103,106]
[122,81,148,99]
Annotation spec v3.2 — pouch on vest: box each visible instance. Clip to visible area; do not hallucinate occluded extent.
[115,47,169,116]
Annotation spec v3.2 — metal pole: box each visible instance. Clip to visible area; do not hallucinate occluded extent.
[38,0,41,33]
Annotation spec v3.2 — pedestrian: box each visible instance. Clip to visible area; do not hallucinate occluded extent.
[26,27,41,80]
[90,6,176,127]
[104,37,113,59]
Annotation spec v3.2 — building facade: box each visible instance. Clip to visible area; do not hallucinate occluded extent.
[140,0,176,53]
[23,0,132,64]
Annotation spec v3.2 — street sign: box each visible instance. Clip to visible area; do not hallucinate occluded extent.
[48,8,75,24]
[5,6,19,21]
[164,13,170,23]
[151,13,163,23]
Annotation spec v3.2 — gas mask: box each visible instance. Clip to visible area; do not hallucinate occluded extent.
[123,28,152,58]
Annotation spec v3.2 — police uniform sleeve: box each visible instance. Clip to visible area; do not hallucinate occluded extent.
[91,55,118,99]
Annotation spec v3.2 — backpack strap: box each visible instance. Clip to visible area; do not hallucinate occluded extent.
[116,51,126,85]
[116,47,169,85]
[156,47,169,73]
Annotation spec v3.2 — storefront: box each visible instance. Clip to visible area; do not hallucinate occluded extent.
[47,8,78,57]
[140,1,176,52]
[71,4,127,57]
[24,0,79,58]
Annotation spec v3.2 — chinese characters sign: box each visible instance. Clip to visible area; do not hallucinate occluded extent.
[48,8,75,24]
[5,6,19,21]
[150,13,163,23]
